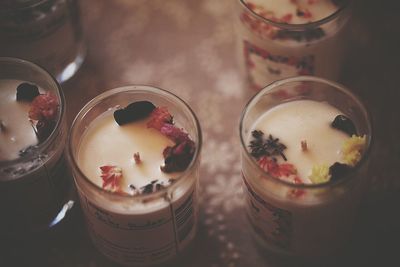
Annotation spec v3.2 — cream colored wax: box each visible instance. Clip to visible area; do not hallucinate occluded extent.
[77,111,180,194]
[0,79,39,161]
[249,100,349,183]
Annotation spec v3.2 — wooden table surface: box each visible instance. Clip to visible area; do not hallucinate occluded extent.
[2,0,400,266]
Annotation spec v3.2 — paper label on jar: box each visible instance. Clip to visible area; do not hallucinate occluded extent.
[80,187,198,266]
[242,177,292,250]
[243,40,315,90]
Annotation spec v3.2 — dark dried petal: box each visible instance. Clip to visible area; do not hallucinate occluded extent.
[161,140,195,173]
[331,115,357,136]
[114,101,155,125]
[329,162,351,181]
[16,83,40,101]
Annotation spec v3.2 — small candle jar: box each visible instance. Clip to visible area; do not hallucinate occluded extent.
[67,86,202,266]
[235,0,352,90]
[0,57,73,237]
[239,76,372,262]
[0,0,86,83]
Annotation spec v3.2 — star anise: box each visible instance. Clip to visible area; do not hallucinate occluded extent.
[249,130,287,161]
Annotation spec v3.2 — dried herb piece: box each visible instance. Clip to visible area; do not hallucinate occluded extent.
[16,83,40,101]
[114,101,156,125]
[29,92,59,121]
[36,119,56,142]
[329,162,351,181]
[249,130,287,161]
[331,115,357,136]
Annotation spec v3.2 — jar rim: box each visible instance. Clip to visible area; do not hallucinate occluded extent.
[238,0,352,30]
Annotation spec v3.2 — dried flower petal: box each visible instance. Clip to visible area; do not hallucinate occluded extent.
[160,124,189,143]
[161,139,195,173]
[100,165,123,192]
[29,93,59,121]
[147,107,173,130]
[309,164,330,184]
[341,135,366,166]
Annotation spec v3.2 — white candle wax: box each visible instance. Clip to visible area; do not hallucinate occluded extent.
[249,99,349,184]
[78,111,180,194]
[0,79,39,161]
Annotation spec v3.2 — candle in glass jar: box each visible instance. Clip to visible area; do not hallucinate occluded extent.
[0,57,73,237]
[248,99,366,185]
[68,90,201,267]
[240,77,371,262]
[236,0,350,89]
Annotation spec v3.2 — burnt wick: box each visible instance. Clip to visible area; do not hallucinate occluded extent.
[301,140,308,152]
[133,152,142,164]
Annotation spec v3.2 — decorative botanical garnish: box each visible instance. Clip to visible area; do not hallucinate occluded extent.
[129,179,175,195]
[27,92,59,142]
[161,139,195,173]
[147,106,195,173]
[341,135,366,166]
[113,101,155,126]
[329,162,351,181]
[16,82,40,101]
[147,107,173,131]
[331,115,357,136]
[301,140,308,152]
[258,156,297,178]
[309,164,330,184]
[133,152,141,164]
[249,130,287,161]
[100,165,122,192]
[29,92,58,121]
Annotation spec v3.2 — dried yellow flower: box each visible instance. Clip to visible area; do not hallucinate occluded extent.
[309,164,331,184]
[341,135,366,166]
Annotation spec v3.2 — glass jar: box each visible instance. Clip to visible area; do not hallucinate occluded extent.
[239,76,372,263]
[235,0,352,90]
[0,0,86,83]
[0,57,74,237]
[67,85,202,266]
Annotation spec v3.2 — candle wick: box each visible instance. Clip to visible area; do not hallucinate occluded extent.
[134,152,142,164]
[301,140,308,152]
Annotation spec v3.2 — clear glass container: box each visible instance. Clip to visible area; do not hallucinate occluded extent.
[67,85,202,266]
[239,76,372,263]
[0,0,86,83]
[235,0,352,90]
[0,57,74,237]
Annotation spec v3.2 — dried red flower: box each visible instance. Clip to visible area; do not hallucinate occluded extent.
[29,93,59,121]
[160,124,189,143]
[100,165,123,191]
[147,107,173,131]
[258,156,297,178]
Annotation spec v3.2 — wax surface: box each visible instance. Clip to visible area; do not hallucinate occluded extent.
[249,100,349,183]
[244,0,338,24]
[78,111,179,193]
[0,79,39,161]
